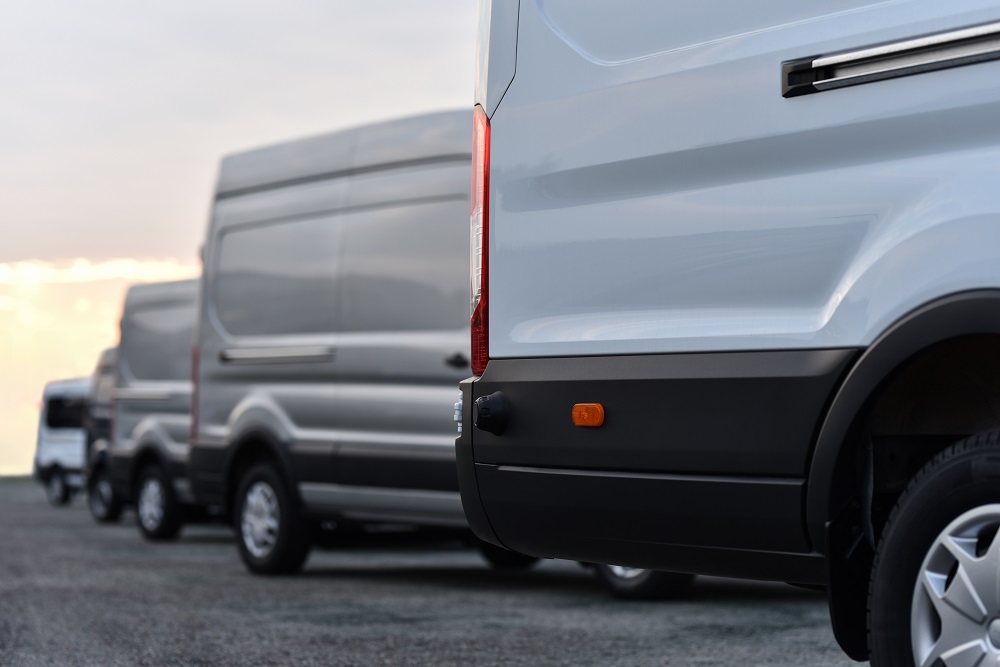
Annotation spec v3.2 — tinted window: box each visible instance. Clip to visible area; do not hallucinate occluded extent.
[45,397,86,429]
[214,216,342,336]
[340,198,468,332]
[122,304,195,381]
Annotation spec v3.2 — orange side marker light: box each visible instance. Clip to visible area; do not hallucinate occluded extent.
[572,403,605,427]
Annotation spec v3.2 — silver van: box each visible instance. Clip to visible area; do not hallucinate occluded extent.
[189,110,488,574]
[83,346,120,522]
[108,279,198,540]
[34,377,90,506]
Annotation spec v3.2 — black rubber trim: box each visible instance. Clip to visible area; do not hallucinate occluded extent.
[807,290,1000,551]
[335,446,458,492]
[470,349,855,477]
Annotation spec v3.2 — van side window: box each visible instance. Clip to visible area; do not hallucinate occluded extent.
[45,397,86,429]
[339,198,468,332]
[123,305,195,381]
[214,216,342,336]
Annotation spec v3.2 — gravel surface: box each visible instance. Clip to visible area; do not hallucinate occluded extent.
[0,476,863,666]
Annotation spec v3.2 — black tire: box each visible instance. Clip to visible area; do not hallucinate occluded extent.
[595,564,694,600]
[234,463,311,575]
[869,431,1000,666]
[45,469,71,507]
[135,465,182,541]
[476,539,540,570]
[87,466,123,523]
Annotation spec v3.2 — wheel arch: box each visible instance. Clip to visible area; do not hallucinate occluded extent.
[806,289,1000,660]
[222,427,299,519]
[130,444,169,496]
[807,290,1000,549]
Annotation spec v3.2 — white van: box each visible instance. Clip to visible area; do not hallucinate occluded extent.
[107,279,199,540]
[34,377,90,506]
[460,2,1000,663]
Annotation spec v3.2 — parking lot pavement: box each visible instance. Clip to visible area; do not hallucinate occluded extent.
[0,477,862,666]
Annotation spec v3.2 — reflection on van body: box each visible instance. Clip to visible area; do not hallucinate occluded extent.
[190,110,475,574]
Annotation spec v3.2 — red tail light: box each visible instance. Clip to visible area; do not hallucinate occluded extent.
[190,345,199,444]
[471,105,491,376]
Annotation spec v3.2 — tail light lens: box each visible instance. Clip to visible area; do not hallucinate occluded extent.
[190,345,199,445]
[471,105,491,376]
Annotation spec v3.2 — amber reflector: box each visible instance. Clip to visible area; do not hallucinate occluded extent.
[572,403,605,427]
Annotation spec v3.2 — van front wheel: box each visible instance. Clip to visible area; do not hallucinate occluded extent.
[235,464,311,575]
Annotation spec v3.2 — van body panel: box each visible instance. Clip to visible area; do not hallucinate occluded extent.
[192,110,473,528]
[486,0,1000,359]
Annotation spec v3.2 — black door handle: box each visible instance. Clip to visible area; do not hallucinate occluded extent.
[445,353,469,369]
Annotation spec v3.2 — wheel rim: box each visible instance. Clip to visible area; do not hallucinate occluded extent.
[47,474,64,502]
[607,566,647,580]
[90,478,112,517]
[912,504,1000,667]
[138,477,165,531]
[241,481,280,559]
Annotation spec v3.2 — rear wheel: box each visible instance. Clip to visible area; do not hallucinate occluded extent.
[869,431,1000,667]
[476,539,540,570]
[87,466,122,523]
[595,565,695,600]
[136,465,182,541]
[45,469,70,507]
[235,463,311,575]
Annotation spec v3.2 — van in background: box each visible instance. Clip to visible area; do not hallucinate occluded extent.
[34,377,90,506]
[189,110,494,574]
[108,279,199,540]
[83,347,121,522]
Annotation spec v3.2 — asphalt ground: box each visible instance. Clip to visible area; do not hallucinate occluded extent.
[0,476,863,666]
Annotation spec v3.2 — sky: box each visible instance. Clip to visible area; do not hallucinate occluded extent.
[0,0,478,475]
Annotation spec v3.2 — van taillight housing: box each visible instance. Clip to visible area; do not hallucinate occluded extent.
[471,105,491,376]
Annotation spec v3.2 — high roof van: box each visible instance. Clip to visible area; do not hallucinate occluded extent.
[461,2,1000,663]
[189,110,501,574]
[34,377,90,505]
[107,279,198,540]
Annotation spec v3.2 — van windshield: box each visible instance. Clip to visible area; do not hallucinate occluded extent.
[45,397,87,429]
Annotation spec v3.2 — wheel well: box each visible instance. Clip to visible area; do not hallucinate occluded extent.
[834,334,1000,543]
[824,333,1000,660]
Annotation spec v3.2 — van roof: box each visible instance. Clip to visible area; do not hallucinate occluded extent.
[123,279,198,310]
[215,109,470,198]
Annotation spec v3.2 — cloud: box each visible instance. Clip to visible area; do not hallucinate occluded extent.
[0,258,199,286]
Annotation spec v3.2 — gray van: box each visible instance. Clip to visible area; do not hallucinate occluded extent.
[83,346,120,522]
[188,110,498,574]
[108,279,199,540]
